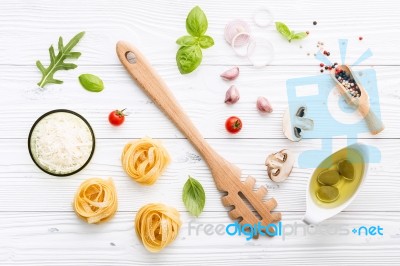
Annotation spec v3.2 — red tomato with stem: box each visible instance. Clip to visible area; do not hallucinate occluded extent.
[108,109,127,126]
[225,116,242,134]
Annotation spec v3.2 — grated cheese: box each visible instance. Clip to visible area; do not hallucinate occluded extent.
[30,112,94,175]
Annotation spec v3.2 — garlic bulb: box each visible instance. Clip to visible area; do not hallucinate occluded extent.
[225,85,240,104]
[257,96,273,113]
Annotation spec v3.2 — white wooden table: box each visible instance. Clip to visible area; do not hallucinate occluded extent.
[1,0,399,265]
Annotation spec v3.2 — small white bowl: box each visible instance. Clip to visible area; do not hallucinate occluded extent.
[303,143,369,224]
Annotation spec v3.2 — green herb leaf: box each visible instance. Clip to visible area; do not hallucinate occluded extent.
[36,31,85,88]
[198,35,214,49]
[275,22,308,42]
[79,74,104,92]
[275,22,291,40]
[290,32,308,41]
[176,36,198,46]
[176,45,202,74]
[182,176,206,217]
[186,6,208,37]
[176,6,213,74]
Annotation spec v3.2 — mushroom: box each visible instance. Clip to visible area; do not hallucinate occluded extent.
[265,149,295,182]
[283,105,314,142]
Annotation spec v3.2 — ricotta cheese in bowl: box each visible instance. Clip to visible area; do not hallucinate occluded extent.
[28,110,95,176]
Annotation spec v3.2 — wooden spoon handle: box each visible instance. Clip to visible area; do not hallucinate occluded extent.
[360,107,385,135]
[116,41,216,160]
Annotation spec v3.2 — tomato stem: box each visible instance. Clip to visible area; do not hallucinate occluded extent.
[116,108,128,117]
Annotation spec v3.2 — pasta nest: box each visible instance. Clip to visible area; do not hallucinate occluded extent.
[121,138,170,185]
[135,203,181,252]
[73,178,118,224]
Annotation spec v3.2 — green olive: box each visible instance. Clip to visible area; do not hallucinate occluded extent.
[338,160,354,181]
[316,186,339,203]
[317,170,340,186]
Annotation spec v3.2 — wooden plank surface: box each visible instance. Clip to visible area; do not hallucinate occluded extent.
[0,138,399,212]
[1,212,399,266]
[0,0,399,265]
[0,0,399,66]
[0,65,398,139]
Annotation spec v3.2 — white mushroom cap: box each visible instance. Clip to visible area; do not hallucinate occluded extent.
[265,149,295,182]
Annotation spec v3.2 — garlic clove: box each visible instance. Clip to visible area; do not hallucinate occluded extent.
[220,67,240,81]
[257,96,273,113]
[225,85,240,104]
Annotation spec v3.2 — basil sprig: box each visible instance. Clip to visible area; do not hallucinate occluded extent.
[275,22,308,42]
[182,176,206,217]
[176,6,214,74]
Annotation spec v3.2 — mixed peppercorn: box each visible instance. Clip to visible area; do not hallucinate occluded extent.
[319,62,338,73]
[334,68,361,98]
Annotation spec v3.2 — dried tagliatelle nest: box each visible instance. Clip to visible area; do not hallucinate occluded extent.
[135,203,182,253]
[73,178,118,224]
[121,137,170,185]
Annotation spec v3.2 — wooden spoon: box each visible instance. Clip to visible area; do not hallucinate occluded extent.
[330,65,384,135]
[116,41,281,236]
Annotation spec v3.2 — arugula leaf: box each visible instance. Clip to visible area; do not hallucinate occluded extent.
[186,6,208,37]
[275,22,308,42]
[176,45,202,74]
[36,31,85,88]
[176,36,198,46]
[182,176,206,217]
[198,35,214,49]
[79,74,104,92]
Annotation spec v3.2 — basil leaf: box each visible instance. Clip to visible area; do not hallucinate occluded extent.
[275,22,291,40]
[198,35,214,49]
[78,74,104,92]
[182,176,206,217]
[176,36,198,46]
[290,32,308,41]
[176,45,202,74]
[275,22,308,42]
[186,6,208,37]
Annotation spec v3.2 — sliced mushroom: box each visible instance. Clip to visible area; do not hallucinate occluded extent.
[283,105,314,142]
[265,149,295,182]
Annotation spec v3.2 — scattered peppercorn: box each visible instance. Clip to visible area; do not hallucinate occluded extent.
[359,36,363,41]
[306,31,310,35]
[325,66,328,70]
[320,69,324,73]
[320,63,324,67]
[313,21,317,25]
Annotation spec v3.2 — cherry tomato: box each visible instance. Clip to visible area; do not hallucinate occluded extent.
[225,116,242,134]
[108,109,126,126]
